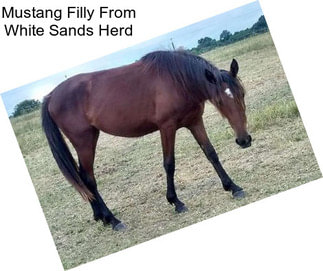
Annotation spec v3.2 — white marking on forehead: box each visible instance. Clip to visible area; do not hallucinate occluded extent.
[224,88,234,99]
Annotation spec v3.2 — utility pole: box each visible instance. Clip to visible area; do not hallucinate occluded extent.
[170,38,175,50]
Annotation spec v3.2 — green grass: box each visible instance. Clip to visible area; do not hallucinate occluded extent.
[10,110,47,156]
[249,99,299,131]
[10,32,321,269]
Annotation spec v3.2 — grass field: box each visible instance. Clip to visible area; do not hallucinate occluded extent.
[10,32,321,269]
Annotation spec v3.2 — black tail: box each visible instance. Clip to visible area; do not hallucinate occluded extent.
[41,96,93,201]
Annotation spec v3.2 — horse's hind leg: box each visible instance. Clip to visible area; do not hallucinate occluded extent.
[188,119,245,198]
[69,127,126,231]
[160,125,188,213]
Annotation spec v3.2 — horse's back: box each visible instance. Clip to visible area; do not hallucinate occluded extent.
[48,62,162,137]
[87,63,162,136]
[47,61,202,137]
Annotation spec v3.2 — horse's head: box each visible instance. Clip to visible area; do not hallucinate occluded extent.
[208,59,252,148]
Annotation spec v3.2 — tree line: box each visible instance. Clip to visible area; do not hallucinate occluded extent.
[11,99,41,118]
[190,15,268,55]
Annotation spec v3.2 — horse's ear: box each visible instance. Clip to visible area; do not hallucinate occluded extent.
[205,69,217,84]
[230,59,239,78]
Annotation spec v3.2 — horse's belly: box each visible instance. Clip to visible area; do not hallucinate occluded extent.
[94,117,158,138]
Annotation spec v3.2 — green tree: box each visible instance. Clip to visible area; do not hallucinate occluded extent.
[220,30,232,42]
[12,99,41,117]
[251,15,268,33]
[190,15,269,55]
[197,37,215,48]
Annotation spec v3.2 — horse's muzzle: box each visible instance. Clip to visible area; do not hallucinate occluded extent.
[236,135,252,148]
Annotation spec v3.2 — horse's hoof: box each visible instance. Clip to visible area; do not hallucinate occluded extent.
[175,204,188,213]
[232,190,245,199]
[113,222,127,231]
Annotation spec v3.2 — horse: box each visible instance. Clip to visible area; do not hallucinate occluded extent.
[41,50,252,231]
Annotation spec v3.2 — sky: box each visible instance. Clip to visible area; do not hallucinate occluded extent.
[1,1,263,116]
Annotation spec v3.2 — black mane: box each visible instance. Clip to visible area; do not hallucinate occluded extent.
[141,50,223,102]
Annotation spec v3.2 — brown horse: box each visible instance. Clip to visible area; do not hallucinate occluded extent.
[42,50,252,231]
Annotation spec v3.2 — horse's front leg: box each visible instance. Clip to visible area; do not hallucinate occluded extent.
[160,125,188,213]
[189,119,245,198]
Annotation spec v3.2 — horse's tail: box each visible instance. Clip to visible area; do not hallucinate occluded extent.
[41,95,93,201]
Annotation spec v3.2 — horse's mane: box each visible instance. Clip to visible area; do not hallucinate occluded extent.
[140,50,224,102]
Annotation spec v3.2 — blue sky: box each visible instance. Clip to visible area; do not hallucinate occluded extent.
[1,1,263,116]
